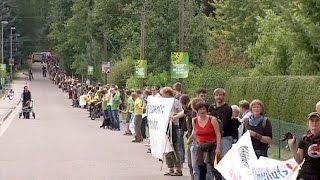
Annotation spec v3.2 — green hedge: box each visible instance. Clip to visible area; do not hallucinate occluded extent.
[184,65,249,101]
[226,76,320,124]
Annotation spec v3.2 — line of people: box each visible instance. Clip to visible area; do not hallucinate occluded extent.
[45,58,320,180]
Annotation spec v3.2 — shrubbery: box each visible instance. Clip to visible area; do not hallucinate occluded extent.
[226,76,320,124]
[108,58,135,88]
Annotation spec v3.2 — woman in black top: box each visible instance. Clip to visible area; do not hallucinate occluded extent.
[288,112,320,180]
[243,99,272,158]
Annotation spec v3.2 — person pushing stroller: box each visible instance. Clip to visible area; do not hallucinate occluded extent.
[19,86,35,119]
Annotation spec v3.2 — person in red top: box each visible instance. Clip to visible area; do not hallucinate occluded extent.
[188,101,221,180]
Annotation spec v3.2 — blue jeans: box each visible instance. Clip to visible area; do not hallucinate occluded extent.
[221,136,233,157]
[103,106,112,126]
[191,142,214,180]
[112,109,120,130]
[178,129,185,163]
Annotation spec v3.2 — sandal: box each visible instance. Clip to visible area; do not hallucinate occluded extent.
[164,169,175,176]
[171,170,183,176]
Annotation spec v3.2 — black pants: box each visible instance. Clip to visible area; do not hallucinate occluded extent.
[141,116,147,139]
[199,165,207,180]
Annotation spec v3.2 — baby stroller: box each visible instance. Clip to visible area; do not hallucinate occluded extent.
[19,100,35,119]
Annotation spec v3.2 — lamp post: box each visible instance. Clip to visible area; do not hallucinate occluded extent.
[1,20,8,64]
[1,21,8,85]
[10,26,16,79]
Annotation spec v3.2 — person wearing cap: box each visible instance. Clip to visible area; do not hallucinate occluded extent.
[288,112,320,180]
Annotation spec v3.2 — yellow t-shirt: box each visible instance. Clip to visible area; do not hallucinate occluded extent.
[134,97,143,115]
[84,95,91,105]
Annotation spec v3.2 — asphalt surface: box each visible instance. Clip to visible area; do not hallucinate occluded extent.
[0,63,189,180]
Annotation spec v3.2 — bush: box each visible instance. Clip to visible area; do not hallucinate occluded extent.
[146,71,175,87]
[108,58,135,88]
[126,76,141,90]
[126,71,174,90]
[226,76,320,124]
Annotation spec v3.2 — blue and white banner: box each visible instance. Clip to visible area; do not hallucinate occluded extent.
[147,97,174,159]
[216,131,299,180]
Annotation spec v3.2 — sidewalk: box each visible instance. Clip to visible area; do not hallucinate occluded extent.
[0,73,27,125]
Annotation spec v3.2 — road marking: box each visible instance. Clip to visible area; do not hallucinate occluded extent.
[0,104,20,137]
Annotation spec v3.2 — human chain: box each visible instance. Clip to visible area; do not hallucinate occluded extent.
[45,56,320,180]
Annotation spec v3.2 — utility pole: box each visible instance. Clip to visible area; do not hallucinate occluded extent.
[10,26,15,80]
[140,2,146,60]
[1,21,8,64]
[139,2,147,89]
[179,0,185,51]
[103,33,108,84]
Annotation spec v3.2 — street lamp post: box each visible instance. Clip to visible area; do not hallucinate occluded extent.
[10,26,16,79]
[1,21,8,65]
[1,21,8,85]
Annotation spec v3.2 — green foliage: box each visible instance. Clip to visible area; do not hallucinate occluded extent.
[108,58,135,88]
[126,71,173,90]
[226,76,320,125]
[145,71,173,87]
[126,76,141,90]
[185,65,248,100]
[248,9,320,75]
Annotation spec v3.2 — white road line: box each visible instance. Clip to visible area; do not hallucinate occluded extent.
[0,104,20,137]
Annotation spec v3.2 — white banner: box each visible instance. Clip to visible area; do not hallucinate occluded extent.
[79,95,87,107]
[216,131,299,180]
[147,97,174,159]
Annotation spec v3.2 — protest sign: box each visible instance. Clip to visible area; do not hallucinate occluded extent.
[216,131,299,180]
[171,52,189,79]
[135,60,147,78]
[147,97,174,159]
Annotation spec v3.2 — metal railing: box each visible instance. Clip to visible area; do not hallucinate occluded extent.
[268,117,307,160]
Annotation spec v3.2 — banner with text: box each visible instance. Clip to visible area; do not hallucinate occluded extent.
[102,61,111,74]
[87,66,94,76]
[147,97,174,159]
[171,52,189,79]
[135,60,147,78]
[216,132,299,180]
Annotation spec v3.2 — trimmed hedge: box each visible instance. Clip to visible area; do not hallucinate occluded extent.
[226,76,320,125]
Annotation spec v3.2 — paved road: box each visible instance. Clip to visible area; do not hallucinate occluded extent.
[0,64,189,180]
[0,73,26,123]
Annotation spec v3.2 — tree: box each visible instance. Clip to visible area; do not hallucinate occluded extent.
[248,5,320,75]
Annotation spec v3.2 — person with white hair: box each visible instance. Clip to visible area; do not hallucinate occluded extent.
[316,101,320,114]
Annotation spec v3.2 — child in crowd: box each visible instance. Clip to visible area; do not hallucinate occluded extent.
[230,105,242,141]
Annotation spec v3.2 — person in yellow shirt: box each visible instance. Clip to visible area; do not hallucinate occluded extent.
[100,88,112,128]
[132,90,143,142]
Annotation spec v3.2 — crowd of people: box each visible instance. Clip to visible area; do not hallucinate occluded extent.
[43,57,320,180]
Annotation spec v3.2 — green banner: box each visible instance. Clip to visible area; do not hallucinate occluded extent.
[87,66,94,76]
[171,52,189,79]
[135,60,147,78]
[0,64,6,77]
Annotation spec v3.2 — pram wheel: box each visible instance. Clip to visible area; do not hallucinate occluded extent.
[24,112,30,119]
